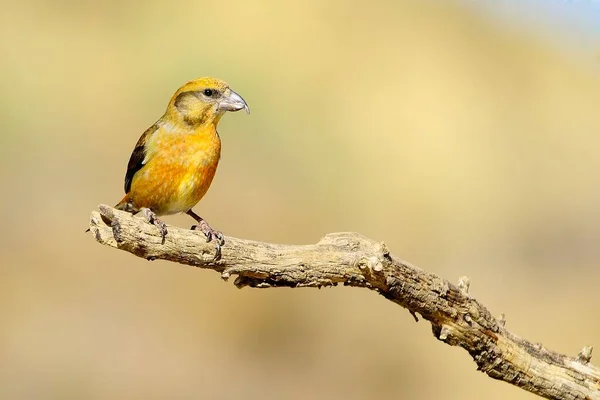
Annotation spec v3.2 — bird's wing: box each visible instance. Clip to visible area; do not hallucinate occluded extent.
[124,123,159,194]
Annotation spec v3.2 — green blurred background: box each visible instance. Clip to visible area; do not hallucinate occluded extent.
[2,0,599,399]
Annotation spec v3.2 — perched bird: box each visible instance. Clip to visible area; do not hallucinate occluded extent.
[114,77,249,259]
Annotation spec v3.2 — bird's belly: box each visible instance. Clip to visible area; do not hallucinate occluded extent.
[130,150,219,215]
[164,165,217,214]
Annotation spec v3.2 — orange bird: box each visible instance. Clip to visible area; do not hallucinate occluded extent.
[115,77,249,259]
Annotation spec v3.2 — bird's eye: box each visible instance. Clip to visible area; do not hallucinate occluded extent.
[203,89,213,97]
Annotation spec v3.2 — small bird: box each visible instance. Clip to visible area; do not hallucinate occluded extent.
[114,77,249,259]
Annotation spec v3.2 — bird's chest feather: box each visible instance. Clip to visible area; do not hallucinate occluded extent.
[148,130,221,212]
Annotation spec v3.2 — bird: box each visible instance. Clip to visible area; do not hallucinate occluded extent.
[114,77,249,259]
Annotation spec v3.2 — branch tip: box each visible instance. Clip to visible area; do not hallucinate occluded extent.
[409,310,419,322]
[578,346,594,364]
[457,276,471,295]
[497,313,506,327]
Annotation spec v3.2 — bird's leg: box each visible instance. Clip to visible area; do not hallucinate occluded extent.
[140,208,168,244]
[187,209,224,261]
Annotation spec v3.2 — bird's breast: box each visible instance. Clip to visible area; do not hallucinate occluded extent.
[139,128,221,214]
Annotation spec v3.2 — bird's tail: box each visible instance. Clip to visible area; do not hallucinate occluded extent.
[114,198,127,210]
[115,194,137,213]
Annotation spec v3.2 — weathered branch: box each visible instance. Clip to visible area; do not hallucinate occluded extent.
[90,205,600,399]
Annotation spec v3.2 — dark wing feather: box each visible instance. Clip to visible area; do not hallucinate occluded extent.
[124,124,159,194]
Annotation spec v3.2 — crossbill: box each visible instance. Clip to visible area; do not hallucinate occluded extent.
[114,77,249,259]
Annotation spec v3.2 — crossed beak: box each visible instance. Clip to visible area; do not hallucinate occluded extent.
[218,89,250,114]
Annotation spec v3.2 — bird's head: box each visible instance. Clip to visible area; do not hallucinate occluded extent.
[165,77,249,127]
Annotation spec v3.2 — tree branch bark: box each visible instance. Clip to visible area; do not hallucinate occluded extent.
[89,205,600,399]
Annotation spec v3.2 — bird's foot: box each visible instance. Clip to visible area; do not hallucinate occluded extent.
[191,220,225,261]
[141,208,168,244]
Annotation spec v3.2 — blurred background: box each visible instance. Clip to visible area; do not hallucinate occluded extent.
[1,0,599,398]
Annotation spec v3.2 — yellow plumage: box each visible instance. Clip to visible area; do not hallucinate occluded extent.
[114,77,249,257]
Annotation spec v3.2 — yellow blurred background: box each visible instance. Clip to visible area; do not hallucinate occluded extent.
[2,1,599,399]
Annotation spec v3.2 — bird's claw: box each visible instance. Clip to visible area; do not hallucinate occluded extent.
[214,231,225,246]
[191,220,225,261]
[141,208,167,244]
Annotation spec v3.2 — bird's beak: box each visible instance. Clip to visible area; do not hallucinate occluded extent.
[218,89,250,114]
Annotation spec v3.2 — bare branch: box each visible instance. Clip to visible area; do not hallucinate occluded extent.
[90,205,600,400]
